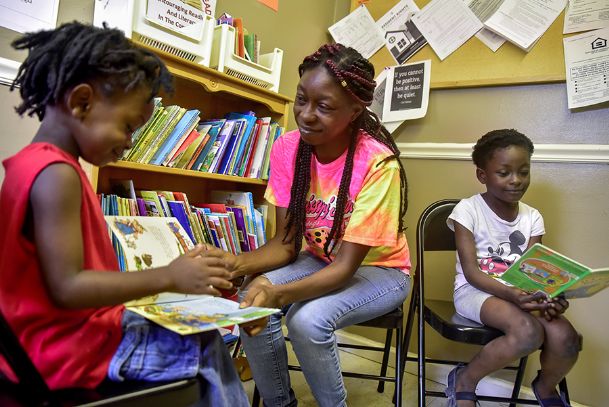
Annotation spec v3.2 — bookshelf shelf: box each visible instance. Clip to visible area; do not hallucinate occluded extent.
[105,161,268,186]
[90,47,291,239]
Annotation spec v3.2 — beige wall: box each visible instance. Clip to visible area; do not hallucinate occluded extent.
[399,83,608,406]
[1,1,608,405]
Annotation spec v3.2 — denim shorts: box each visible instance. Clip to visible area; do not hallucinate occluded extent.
[454,283,493,324]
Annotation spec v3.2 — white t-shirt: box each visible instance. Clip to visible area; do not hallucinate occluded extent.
[447,194,545,291]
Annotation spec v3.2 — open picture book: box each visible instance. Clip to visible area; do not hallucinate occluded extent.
[105,215,279,335]
[499,243,609,299]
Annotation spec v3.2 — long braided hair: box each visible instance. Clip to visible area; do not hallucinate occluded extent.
[285,43,408,259]
[11,21,173,120]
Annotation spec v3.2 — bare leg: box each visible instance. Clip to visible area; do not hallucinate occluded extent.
[532,315,580,399]
[454,297,545,407]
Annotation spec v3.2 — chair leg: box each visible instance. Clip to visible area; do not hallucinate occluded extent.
[508,356,528,407]
[252,384,261,407]
[417,302,425,407]
[377,328,393,393]
[394,324,403,407]
[558,377,570,404]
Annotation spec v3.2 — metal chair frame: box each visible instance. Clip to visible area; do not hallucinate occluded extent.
[402,199,570,407]
[252,306,407,406]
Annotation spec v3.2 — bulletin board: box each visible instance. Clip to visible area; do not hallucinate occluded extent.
[350,0,567,89]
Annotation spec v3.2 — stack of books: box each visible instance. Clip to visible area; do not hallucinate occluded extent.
[100,182,268,257]
[122,98,283,180]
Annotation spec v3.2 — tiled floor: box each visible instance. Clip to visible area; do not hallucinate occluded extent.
[240,341,507,407]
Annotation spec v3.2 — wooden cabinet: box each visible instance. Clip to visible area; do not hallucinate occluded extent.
[89,43,292,238]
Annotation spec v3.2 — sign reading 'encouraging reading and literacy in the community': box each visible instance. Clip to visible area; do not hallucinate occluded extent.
[146,0,209,41]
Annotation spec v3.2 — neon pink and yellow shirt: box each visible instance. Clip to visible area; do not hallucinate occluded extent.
[265,129,410,272]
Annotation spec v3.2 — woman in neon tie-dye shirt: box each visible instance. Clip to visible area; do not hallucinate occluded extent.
[224,44,411,407]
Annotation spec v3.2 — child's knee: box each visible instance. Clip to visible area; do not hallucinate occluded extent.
[510,316,544,354]
[550,325,582,358]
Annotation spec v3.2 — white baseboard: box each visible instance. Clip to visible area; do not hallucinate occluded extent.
[335,329,588,407]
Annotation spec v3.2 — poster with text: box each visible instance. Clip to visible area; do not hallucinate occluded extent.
[382,60,431,122]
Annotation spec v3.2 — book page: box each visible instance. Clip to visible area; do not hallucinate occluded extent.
[106,216,197,305]
[499,243,592,298]
[128,296,279,335]
[563,268,609,298]
[106,215,280,334]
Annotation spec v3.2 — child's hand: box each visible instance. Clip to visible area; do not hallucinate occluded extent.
[240,316,269,336]
[509,288,549,312]
[168,244,233,296]
[541,295,569,320]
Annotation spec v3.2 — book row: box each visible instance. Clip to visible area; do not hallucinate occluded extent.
[100,183,267,266]
[122,98,283,180]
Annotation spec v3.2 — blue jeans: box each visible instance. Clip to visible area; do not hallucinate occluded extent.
[239,252,410,407]
[108,310,249,407]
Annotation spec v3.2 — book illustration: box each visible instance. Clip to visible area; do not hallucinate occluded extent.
[518,258,572,288]
[112,217,146,249]
[499,243,609,299]
[128,297,275,335]
[105,215,279,333]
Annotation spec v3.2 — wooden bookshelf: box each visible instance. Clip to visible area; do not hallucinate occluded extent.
[90,44,293,238]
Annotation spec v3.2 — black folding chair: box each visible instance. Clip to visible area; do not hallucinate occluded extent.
[402,199,570,406]
[0,309,202,406]
[252,306,406,407]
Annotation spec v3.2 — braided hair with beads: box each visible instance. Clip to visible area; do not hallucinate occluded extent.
[285,43,409,259]
[11,21,173,120]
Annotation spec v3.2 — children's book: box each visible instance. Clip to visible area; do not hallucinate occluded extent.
[498,243,609,299]
[105,216,279,335]
[189,119,226,171]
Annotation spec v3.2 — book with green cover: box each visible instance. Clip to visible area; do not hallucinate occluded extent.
[499,243,609,299]
[139,106,185,164]
[105,215,279,335]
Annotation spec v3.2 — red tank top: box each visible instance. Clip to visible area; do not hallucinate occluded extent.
[0,143,124,389]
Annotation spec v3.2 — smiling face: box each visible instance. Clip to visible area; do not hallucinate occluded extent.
[293,66,363,162]
[71,85,154,166]
[477,145,531,209]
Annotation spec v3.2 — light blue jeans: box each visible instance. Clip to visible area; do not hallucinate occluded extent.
[108,310,249,407]
[239,251,410,407]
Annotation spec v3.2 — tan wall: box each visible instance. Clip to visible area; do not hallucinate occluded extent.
[355,83,609,406]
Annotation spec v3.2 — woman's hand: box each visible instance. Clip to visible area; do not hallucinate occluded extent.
[239,276,281,309]
[240,316,269,336]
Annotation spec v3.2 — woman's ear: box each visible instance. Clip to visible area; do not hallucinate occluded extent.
[66,84,94,120]
[350,104,365,123]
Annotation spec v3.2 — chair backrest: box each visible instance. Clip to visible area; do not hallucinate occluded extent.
[415,199,460,299]
[0,309,53,404]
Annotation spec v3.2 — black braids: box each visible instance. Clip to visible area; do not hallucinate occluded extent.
[284,140,313,255]
[11,21,173,120]
[362,109,409,230]
[323,131,357,259]
[472,129,534,168]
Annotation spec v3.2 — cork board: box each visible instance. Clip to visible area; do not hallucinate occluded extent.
[350,0,566,88]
